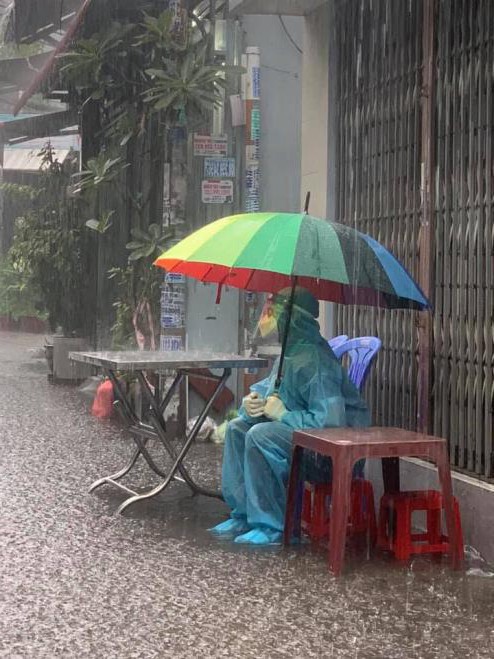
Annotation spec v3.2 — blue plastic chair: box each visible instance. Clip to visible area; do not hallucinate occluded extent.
[300,335,382,485]
[328,334,349,359]
[338,336,382,391]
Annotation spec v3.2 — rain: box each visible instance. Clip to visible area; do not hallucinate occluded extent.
[1,1,494,658]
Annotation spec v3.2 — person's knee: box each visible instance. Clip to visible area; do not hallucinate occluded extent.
[245,422,277,452]
[225,417,250,446]
[227,417,247,434]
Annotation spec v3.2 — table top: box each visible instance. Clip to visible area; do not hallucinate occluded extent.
[294,427,446,446]
[69,350,268,371]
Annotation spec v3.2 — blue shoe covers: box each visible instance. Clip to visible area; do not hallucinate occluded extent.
[234,527,282,545]
[208,518,250,536]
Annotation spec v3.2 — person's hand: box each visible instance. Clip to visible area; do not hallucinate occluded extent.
[263,395,287,421]
[243,392,265,417]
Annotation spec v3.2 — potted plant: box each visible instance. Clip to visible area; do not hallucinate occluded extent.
[7,146,94,381]
[0,258,48,333]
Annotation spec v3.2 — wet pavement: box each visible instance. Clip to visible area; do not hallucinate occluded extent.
[1,331,494,659]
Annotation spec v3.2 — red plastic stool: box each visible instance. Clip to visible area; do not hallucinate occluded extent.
[377,490,464,561]
[301,479,377,545]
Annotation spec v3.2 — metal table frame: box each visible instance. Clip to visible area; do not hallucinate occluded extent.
[70,351,267,514]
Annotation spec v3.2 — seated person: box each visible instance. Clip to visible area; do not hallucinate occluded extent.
[209,287,370,545]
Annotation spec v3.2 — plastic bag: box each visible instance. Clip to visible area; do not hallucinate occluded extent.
[211,420,228,444]
[91,379,114,419]
[187,416,217,442]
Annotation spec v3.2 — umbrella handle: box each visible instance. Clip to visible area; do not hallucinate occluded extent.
[303,191,311,214]
[274,278,298,390]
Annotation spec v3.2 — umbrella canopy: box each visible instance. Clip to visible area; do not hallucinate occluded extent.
[155,212,430,311]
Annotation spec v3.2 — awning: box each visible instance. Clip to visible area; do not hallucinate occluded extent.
[229,0,326,15]
[3,148,72,171]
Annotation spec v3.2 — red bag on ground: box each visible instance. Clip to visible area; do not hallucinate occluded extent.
[91,379,114,419]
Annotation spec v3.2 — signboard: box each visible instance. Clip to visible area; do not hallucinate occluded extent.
[193,134,228,156]
[161,304,185,329]
[201,179,234,204]
[161,288,185,306]
[245,164,260,212]
[250,107,261,142]
[165,272,185,284]
[204,157,236,178]
[160,335,184,351]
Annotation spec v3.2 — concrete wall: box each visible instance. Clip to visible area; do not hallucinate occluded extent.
[300,2,330,219]
[299,1,336,338]
[242,14,303,213]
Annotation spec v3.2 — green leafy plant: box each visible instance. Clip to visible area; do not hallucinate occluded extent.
[134,11,176,51]
[9,212,88,334]
[85,210,115,234]
[126,223,174,261]
[6,143,93,336]
[59,22,136,101]
[72,155,127,195]
[0,258,45,320]
[144,39,243,124]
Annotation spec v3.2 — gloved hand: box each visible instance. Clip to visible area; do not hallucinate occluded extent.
[243,392,265,418]
[263,395,287,421]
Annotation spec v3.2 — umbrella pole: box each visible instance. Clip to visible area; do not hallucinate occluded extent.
[275,192,309,390]
[275,277,298,390]
[303,191,310,213]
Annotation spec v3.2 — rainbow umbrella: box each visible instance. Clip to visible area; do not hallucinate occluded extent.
[155,212,429,310]
[155,212,430,385]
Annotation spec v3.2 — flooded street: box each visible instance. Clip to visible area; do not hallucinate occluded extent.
[1,332,494,658]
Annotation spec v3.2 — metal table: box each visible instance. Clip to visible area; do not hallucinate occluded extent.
[70,351,267,514]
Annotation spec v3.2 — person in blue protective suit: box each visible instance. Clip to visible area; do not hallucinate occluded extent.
[209,287,370,545]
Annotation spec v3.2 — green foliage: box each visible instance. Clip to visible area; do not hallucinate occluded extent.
[53,7,244,345]
[6,143,91,336]
[126,223,174,261]
[9,211,87,335]
[109,222,175,347]
[0,182,40,202]
[59,22,136,102]
[108,262,162,349]
[0,258,45,320]
[85,210,115,234]
[60,9,243,140]
[72,155,127,195]
[143,38,233,124]
[134,11,175,51]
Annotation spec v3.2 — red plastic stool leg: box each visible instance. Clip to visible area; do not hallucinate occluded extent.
[454,499,464,561]
[394,500,412,561]
[311,484,331,539]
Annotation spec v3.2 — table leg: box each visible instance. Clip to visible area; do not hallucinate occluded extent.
[88,444,142,495]
[435,447,463,569]
[284,445,303,545]
[328,455,352,576]
[117,368,231,513]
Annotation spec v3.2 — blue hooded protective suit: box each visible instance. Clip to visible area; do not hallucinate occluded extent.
[211,288,370,544]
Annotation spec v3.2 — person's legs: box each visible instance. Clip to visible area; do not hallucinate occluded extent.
[234,421,293,544]
[209,417,256,535]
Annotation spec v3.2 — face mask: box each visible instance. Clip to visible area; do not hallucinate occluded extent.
[257,298,281,338]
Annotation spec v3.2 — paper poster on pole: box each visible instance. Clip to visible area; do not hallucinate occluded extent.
[201,179,234,204]
[204,157,236,178]
[193,134,228,156]
[164,272,185,284]
[160,335,184,351]
[161,304,185,329]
